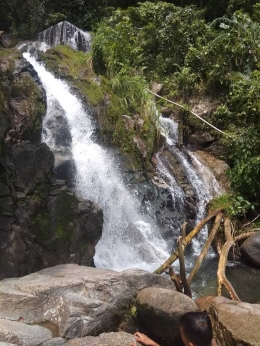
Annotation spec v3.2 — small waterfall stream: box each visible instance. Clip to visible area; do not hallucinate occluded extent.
[159,117,222,255]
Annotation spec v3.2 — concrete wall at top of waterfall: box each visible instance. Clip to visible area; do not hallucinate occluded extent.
[38,21,91,52]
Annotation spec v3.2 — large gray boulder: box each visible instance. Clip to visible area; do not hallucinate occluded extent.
[0,264,175,343]
[240,232,260,267]
[197,296,260,346]
[136,287,198,339]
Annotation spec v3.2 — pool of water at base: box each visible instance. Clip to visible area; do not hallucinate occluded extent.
[191,257,260,303]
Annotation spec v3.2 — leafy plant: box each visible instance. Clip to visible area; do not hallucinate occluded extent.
[228,195,255,217]
[209,194,255,218]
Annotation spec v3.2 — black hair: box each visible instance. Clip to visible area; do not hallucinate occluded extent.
[180,311,213,346]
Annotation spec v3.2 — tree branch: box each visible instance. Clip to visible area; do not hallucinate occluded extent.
[168,267,182,292]
[217,217,240,301]
[154,208,223,275]
[234,231,256,242]
[178,236,192,297]
[3,0,13,12]
[188,212,223,284]
[241,214,260,228]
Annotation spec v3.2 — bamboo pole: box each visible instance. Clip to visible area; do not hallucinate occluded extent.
[146,89,229,136]
[154,208,223,274]
[188,212,223,284]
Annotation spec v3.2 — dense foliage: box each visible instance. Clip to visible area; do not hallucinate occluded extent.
[91,1,260,206]
[2,0,260,206]
[0,0,256,34]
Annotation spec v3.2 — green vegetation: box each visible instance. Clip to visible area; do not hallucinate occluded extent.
[2,0,260,212]
[40,43,160,168]
[90,1,260,210]
[209,194,255,218]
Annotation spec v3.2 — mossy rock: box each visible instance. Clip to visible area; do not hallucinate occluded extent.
[9,73,45,141]
[0,48,46,143]
[39,45,160,172]
[32,190,77,247]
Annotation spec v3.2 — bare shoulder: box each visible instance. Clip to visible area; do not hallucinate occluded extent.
[212,339,219,346]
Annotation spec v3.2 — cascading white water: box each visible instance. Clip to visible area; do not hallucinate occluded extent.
[155,155,185,211]
[159,117,222,254]
[23,52,170,271]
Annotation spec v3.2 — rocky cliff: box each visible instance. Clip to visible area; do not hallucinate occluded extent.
[0,47,103,279]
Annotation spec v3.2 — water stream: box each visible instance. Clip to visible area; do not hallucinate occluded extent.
[159,117,222,255]
[23,52,170,271]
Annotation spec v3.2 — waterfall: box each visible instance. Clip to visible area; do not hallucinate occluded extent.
[21,19,223,271]
[38,21,91,52]
[23,52,170,271]
[159,117,222,254]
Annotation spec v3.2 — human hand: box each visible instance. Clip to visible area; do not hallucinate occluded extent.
[130,332,160,346]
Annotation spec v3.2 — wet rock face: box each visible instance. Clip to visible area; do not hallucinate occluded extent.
[5,59,46,143]
[42,99,75,186]
[189,132,216,149]
[158,149,197,221]
[0,49,103,279]
[159,149,196,201]
[192,150,230,193]
[12,141,54,191]
[0,145,101,277]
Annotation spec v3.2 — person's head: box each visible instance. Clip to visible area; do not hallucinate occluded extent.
[179,311,213,346]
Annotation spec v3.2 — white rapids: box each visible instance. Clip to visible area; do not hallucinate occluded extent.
[23,52,170,271]
[159,117,222,255]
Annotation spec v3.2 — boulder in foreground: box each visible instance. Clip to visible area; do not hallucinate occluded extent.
[136,287,198,339]
[197,295,260,346]
[0,264,175,342]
